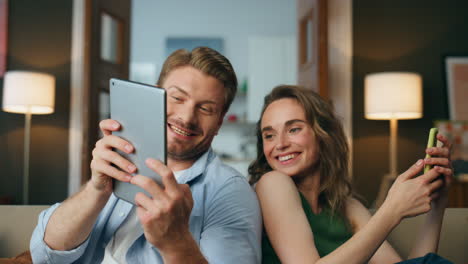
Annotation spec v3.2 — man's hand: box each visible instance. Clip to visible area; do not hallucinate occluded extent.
[130,158,197,257]
[90,119,137,193]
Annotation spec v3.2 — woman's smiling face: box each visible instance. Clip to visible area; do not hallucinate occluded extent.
[261,98,319,178]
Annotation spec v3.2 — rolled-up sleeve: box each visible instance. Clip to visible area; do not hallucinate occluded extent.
[200,176,262,264]
[30,203,91,264]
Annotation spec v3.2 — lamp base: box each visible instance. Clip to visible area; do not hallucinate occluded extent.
[374,173,398,208]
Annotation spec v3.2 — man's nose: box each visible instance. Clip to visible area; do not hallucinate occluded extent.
[177,104,197,125]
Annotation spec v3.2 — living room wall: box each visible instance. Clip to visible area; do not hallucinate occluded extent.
[352,0,468,204]
[0,0,72,204]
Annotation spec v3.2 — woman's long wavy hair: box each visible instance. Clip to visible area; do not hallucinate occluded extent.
[248,85,353,215]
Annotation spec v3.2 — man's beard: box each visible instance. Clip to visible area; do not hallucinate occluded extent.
[166,117,216,161]
[167,133,214,161]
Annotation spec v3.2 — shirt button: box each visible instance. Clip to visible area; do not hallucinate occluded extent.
[119,212,125,217]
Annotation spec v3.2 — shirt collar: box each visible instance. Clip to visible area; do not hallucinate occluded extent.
[176,148,215,185]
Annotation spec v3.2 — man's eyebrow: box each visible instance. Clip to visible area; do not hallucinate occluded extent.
[167,85,218,106]
[167,86,189,96]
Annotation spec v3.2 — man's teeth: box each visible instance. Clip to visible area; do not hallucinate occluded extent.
[172,125,191,136]
[279,154,296,162]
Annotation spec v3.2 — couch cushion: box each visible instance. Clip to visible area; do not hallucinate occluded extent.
[0,205,49,258]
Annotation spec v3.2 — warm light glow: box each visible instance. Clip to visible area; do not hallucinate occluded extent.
[2,71,55,114]
[365,72,422,120]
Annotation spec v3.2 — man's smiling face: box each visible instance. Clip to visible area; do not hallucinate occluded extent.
[163,65,225,162]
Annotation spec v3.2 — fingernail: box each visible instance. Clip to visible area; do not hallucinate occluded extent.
[416,159,423,166]
[126,175,133,181]
[425,158,431,163]
[125,144,133,152]
[128,164,136,172]
[112,123,119,129]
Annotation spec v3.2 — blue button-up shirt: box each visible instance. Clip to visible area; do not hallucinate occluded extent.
[30,149,262,263]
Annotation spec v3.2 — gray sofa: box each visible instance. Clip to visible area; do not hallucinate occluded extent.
[0,206,466,263]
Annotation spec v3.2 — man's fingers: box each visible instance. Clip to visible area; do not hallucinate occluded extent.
[145,158,179,193]
[130,174,164,199]
[99,119,121,136]
[399,159,424,181]
[90,158,132,182]
[97,135,134,154]
[134,191,154,211]
[180,184,194,208]
[93,148,136,174]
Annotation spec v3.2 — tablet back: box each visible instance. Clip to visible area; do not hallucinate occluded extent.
[110,78,166,204]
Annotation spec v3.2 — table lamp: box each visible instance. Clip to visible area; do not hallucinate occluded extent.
[365,72,422,207]
[2,71,55,204]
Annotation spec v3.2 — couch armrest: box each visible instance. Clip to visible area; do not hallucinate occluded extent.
[0,205,49,258]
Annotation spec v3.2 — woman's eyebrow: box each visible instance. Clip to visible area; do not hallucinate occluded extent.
[284,119,306,126]
[261,119,306,133]
[261,126,273,133]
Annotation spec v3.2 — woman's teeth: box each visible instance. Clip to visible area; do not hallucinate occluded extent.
[279,154,296,162]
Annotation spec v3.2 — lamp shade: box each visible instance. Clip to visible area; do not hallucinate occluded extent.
[365,72,422,120]
[2,71,55,114]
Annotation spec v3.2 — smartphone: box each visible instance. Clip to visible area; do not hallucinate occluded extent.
[424,128,438,173]
[110,78,167,204]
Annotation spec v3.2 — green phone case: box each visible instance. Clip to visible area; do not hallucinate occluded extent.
[424,128,438,173]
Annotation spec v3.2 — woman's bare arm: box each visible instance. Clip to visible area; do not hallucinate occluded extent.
[256,159,443,264]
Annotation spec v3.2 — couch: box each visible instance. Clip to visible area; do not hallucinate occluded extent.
[0,206,466,263]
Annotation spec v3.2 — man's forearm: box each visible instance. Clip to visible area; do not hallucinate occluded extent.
[43,181,111,250]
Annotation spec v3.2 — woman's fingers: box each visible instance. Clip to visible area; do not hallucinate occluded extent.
[398,159,424,181]
[424,157,450,167]
[437,133,452,150]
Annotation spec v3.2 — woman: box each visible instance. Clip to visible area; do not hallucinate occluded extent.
[249,85,452,264]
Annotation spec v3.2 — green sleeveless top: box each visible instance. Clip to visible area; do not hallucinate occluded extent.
[262,193,353,263]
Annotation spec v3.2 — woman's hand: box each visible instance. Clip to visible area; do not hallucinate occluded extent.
[423,134,453,209]
[382,160,444,221]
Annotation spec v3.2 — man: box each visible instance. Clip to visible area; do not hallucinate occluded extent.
[30,47,262,263]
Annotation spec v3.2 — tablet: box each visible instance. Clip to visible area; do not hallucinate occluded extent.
[110,78,166,204]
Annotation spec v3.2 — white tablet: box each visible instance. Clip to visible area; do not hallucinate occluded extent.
[110,78,167,204]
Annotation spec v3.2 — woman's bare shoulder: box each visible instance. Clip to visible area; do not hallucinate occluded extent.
[255,171,302,206]
[255,170,295,193]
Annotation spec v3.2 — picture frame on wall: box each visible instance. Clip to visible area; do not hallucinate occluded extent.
[0,0,8,77]
[445,56,468,121]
